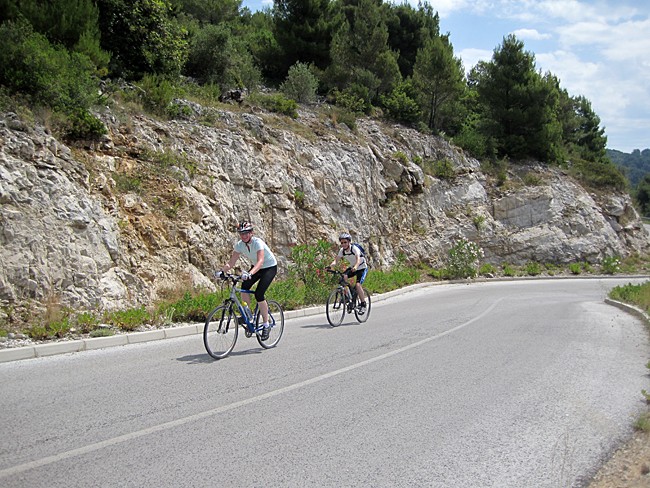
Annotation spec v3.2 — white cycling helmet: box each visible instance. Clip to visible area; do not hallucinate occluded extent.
[237,221,253,233]
[338,232,352,241]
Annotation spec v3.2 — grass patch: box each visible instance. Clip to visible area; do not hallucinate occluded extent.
[609,282,650,314]
[634,412,650,432]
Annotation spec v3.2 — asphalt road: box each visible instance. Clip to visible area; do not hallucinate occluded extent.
[0,278,648,487]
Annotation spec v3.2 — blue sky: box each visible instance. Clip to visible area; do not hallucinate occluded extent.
[241,0,649,152]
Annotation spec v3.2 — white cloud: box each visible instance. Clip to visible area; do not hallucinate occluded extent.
[389,0,473,18]
[536,48,650,151]
[511,28,552,40]
[458,48,493,73]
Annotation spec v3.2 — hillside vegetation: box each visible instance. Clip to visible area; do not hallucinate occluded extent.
[0,0,624,179]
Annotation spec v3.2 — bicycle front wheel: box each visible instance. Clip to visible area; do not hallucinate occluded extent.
[204,304,238,359]
[256,300,284,349]
[326,288,346,327]
[354,288,371,323]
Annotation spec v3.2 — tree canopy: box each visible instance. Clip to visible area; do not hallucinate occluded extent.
[0,0,624,180]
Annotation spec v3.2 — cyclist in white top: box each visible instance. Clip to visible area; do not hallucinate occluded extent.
[327,232,367,311]
[219,221,278,340]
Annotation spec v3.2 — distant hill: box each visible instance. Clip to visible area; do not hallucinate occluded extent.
[607,148,650,188]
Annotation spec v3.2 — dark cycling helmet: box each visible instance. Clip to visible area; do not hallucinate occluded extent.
[338,232,352,241]
[237,221,253,233]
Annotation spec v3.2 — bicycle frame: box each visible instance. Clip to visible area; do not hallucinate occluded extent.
[222,275,263,335]
[328,270,356,300]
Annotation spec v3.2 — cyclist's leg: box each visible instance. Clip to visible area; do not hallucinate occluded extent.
[356,269,368,305]
[240,272,257,308]
[254,266,277,325]
[257,299,284,347]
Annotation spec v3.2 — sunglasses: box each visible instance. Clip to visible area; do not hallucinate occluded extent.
[340,240,350,244]
[239,230,252,235]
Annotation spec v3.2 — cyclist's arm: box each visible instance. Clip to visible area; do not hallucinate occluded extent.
[222,251,241,273]
[249,249,264,275]
[329,252,341,268]
[351,247,362,271]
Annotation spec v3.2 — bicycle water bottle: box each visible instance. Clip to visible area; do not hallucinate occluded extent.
[243,302,253,321]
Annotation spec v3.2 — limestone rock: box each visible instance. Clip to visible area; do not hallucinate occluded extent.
[0,107,647,313]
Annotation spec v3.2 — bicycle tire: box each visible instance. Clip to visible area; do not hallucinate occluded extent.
[354,288,371,323]
[326,288,346,327]
[203,304,238,359]
[256,300,284,349]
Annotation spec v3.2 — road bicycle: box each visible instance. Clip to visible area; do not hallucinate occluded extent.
[325,269,371,327]
[203,272,285,359]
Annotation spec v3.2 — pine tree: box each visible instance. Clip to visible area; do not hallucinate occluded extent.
[327,0,400,103]
[476,34,563,162]
[272,0,334,75]
[412,35,464,133]
[383,1,440,78]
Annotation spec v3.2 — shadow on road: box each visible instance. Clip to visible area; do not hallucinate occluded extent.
[176,347,264,364]
[301,320,360,329]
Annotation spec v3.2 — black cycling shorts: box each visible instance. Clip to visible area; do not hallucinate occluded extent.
[242,265,277,302]
[343,267,367,285]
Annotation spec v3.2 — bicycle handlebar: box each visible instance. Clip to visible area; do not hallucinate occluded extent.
[325,268,352,286]
[214,271,245,284]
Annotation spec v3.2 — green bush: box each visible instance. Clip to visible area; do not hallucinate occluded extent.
[280,62,318,103]
[90,328,115,338]
[524,262,541,276]
[502,263,517,277]
[25,324,50,340]
[251,93,298,118]
[48,318,71,338]
[569,158,627,191]
[65,108,107,140]
[609,283,645,308]
[447,238,483,279]
[289,240,334,305]
[76,311,100,334]
[331,107,357,131]
[105,307,150,331]
[478,263,497,276]
[380,80,421,124]
[135,74,183,117]
[601,256,621,275]
[0,19,99,114]
[156,291,223,323]
[569,262,582,275]
[268,279,304,311]
[433,159,455,179]
[333,87,368,114]
[364,268,420,294]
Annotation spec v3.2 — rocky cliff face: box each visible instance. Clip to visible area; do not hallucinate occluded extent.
[1,104,647,312]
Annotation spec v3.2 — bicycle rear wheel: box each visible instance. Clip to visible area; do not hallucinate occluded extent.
[256,300,284,349]
[326,288,346,327]
[203,304,238,359]
[354,288,371,323]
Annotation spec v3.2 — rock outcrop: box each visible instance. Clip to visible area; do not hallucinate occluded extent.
[0,104,647,312]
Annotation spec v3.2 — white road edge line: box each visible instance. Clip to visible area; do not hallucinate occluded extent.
[0,298,504,479]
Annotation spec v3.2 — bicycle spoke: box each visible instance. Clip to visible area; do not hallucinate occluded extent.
[203,305,238,359]
[257,300,284,348]
[354,288,371,323]
[326,288,346,326]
